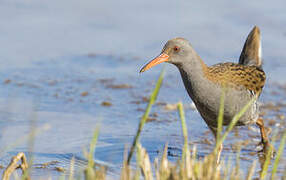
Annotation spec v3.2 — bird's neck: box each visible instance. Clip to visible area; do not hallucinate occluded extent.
[177,53,209,102]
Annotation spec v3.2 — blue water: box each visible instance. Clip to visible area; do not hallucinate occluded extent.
[0,0,285,179]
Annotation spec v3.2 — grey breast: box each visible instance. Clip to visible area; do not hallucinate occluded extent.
[187,77,258,128]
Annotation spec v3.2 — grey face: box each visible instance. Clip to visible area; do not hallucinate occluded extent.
[162,38,192,66]
[139,37,193,73]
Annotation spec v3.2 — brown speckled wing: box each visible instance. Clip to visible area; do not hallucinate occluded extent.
[205,63,266,96]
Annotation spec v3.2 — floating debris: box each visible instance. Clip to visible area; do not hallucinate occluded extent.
[98,78,114,84]
[3,79,11,84]
[87,53,97,58]
[201,138,212,145]
[101,101,112,107]
[34,160,60,169]
[81,91,89,97]
[47,79,58,86]
[106,84,133,89]
[146,117,157,122]
[54,167,65,172]
[261,102,281,111]
[276,114,285,120]
[163,103,178,111]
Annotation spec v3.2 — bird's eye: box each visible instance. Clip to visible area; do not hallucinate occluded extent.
[173,46,180,52]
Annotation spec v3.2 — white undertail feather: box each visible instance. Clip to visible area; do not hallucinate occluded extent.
[258,39,262,60]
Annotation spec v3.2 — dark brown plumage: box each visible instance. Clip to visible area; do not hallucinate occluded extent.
[204,62,266,96]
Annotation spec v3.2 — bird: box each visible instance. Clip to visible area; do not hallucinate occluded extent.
[139,26,272,161]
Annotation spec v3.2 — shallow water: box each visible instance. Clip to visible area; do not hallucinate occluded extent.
[0,0,286,179]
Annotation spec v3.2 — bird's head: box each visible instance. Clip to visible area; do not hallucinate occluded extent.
[140,38,192,72]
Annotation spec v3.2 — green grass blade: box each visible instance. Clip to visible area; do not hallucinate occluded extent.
[177,102,191,178]
[261,130,277,179]
[135,144,141,180]
[127,67,165,164]
[177,102,189,157]
[84,127,100,179]
[215,98,256,152]
[69,157,75,180]
[216,86,225,146]
[88,127,100,168]
[271,130,286,179]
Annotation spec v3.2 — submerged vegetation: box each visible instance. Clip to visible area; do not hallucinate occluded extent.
[1,68,286,180]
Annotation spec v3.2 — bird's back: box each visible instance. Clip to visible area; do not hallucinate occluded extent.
[205,62,266,97]
[203,26,265,98]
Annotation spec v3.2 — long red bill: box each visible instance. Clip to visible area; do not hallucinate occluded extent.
[139,53,169,73]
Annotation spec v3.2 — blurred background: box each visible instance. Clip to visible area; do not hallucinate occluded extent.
[0,0,285,179]
[1,0,285,74]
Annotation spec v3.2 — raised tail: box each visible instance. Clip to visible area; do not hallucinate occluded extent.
[239,26,262,68]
